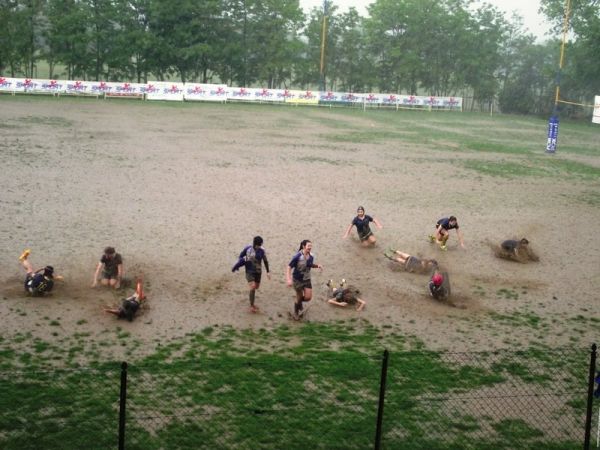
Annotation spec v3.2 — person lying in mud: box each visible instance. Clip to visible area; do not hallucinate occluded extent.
[104,279,146,321]
[428,271,450,301]
[496,238,539,262]
[326,280,366,311]
[19,249,63,296]
[384,248,438,274]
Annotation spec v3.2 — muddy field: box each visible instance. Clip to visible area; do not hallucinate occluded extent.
[1,96,599,355]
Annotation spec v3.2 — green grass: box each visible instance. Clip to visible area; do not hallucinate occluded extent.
[0,323,588,449]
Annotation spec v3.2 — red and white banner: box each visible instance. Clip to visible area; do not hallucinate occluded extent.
[0,76,463,109]
[145,82,184,101]
[0,77,18,92]
[184,83,228,101]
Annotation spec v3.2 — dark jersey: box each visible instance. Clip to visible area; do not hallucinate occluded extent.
[289,252,315,282]
[239,245,270,274]
[428,282,448,301]
[24,273,54,296]
[352,215,374,239]
[501,240,519,252]
[335,285,361,305]
[119,298,140,321]
[437,217,458,231]
[101,253,123,277]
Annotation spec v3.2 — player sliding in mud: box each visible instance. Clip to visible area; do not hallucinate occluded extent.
[429,216,465,251]
[326,279,366,311]
[104,278,146,321]
[384,248,438,274]
[19,249,63,296]
[343,206,383,247]
[494,238,539,263]
[428,271,450,301]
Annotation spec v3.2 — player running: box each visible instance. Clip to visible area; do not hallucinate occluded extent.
[286,240,322,320]
[232,236,271,313]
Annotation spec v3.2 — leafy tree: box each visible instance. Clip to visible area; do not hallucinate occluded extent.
[45,0,93,79]
[540,0,600,101]
[332,8,373,92]
[499,40,557,114]
[0,0,44,77]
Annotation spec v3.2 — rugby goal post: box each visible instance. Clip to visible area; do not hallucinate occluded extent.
[593,95,600,124]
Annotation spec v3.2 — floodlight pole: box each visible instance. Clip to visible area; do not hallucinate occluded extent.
[553,0,571,114]
[319,1,329,91]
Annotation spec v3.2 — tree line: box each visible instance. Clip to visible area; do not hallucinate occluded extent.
[0,0,598,115]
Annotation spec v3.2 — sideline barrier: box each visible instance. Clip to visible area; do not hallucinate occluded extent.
[0,76,463,110]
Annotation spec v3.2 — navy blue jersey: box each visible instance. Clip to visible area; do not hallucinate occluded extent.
[501,240,519,251]
[437,217,459,230]
[239,245,269,273]
[25,273,54,296]
[353,215,373,234]
[289,252,314,282]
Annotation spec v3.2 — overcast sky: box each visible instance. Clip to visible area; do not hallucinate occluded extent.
[299,0,553,41]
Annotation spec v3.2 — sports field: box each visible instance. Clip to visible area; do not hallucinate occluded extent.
[2,94,599,351]
[0,95,599,447]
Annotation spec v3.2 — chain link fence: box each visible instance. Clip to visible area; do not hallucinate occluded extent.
[0,346,596,449]
[0,364,121,450]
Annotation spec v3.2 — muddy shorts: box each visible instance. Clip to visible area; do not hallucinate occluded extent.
[245,271,262,284]
[358,229,373,241]
[293,279,312,292]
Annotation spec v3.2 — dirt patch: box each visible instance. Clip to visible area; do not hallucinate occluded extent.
[1,97,599,355]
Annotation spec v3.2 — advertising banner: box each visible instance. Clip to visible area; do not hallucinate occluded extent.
[546,115,559,153]
[228,87,254,101]
[0,77,17,92]
[364,93,386,105]
[184,83,227,101]
[145,82,185,101]
[0,76,464,110]
[106,82,144,97]
[65,80,94,95]
[286,90,318,105]
[31,79,67,94]
[593,96,600,124]
[251,88,284,102]
[441,97,462,109]
[7,78,39,92]
[399,95,423,106]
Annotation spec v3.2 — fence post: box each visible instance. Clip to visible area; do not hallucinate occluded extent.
[374,349,389,450]
[118,361,128,450]
[584,344,597,450]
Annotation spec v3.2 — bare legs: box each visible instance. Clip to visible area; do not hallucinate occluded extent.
[248,281,259,313]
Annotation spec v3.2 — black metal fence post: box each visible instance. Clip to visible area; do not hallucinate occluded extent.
[375,349,389,450]
[584,344,597,450]
[118,361,128,450]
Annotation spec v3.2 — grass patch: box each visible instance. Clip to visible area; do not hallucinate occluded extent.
[0,323,588,449]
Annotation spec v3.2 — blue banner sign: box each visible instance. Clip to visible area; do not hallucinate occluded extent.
[546,115,559,153]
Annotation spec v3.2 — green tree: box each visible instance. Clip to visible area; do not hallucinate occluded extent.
[0,0,44,77]
[45,0,92,79]
[147,0,222,82]
[333,8,372,92]
[540,0,600,101]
